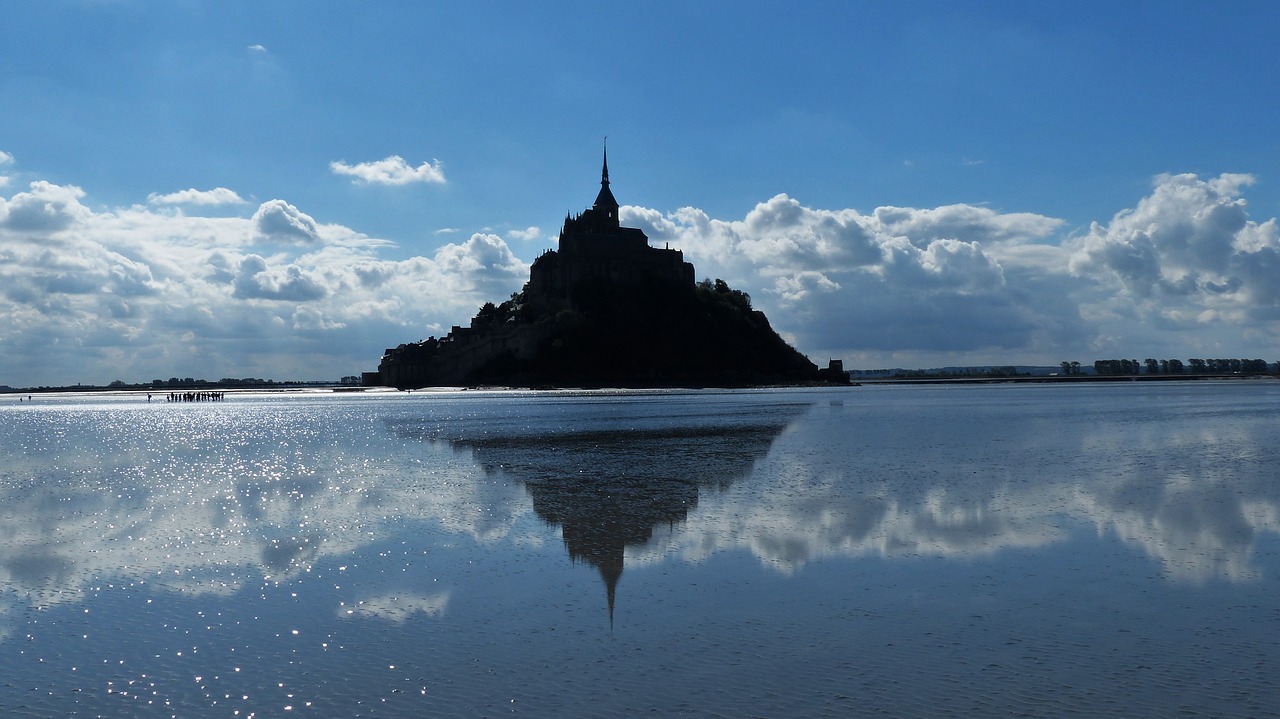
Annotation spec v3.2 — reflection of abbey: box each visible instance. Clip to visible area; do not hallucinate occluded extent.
[368,148,820,388]
[444,406,805,624]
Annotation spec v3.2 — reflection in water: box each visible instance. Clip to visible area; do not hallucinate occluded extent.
[0,396,532,625]
[382,393,811,619]
[452,419,802,619]
[2,388,1280,717]
[629,386,1280,585]
[2,386,1278,626]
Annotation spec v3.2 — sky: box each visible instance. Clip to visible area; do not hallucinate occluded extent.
[3,1,1280,386]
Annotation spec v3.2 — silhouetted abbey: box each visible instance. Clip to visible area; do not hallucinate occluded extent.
[368,149,820,388]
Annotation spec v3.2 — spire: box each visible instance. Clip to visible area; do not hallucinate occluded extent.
[592,138,619,225]
[601,137,610,187]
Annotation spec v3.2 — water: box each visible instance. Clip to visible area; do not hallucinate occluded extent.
[2,383,1278,717]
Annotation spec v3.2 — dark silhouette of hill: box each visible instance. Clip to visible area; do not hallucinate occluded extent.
[370,146,822,389]
[469,277,818,387]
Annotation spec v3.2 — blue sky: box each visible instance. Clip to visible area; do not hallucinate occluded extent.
[3,1,1280,385]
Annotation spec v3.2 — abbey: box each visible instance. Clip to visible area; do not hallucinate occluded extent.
[525,149,694,306]
[367,149,819,389]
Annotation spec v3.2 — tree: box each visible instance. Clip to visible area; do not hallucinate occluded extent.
[1144,358,1159,374]
[473,302,500,326]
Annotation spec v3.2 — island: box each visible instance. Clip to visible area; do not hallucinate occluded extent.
[366,149,830,389]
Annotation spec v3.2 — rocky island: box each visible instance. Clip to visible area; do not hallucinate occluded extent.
[366,150,825,389]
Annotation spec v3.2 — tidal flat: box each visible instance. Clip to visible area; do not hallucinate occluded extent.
[2,383,1278,717]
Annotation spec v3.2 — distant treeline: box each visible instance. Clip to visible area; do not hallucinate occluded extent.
[886,366,1027,379]
[1062,359,1275,376]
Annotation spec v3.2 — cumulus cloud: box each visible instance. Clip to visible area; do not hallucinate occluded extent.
[1067,173,1280,346]
[0,179,528,386]
[330,155,446,185]
[628,193,1080,358]
[0,150,12,188]
[148,187,247,206]
[252,199,322,244]
[232,254,327,301]
[6,165,1280,387]
[0,181,91,233]
[435,233,530,294]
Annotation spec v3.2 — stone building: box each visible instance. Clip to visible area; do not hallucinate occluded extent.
[525,148,694,307]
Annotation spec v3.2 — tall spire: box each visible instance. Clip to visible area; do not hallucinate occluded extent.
[592,137,619,225]
[601,137,610,187]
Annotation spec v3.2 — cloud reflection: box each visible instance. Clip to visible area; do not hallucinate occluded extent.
[0,398,532,619]
[631,390,1280,584]
[1,387,1277,636]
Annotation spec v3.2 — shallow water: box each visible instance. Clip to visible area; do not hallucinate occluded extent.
[1,383,1278,717]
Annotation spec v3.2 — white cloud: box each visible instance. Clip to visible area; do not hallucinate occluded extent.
[0,151,13,165]
[0,181,91,233]
[232,254,327,301]
[5,167,1280,387]
[627,194,1081,359]
[330,155,446,186]
[434,233,530,295]
[148,187,247,206]
[0,181,528,386]
[247,43,267,53]
[252,199,322,244]
[507,226,542,241]
[1067,173,1280,350]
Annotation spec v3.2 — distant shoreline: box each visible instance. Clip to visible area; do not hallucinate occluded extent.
[6,373,1278,397]
[859,373,1279,385]
[1,382,357,396]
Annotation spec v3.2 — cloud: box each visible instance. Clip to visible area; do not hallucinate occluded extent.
[0,151,12,165]
[232,254,327,301]
[252,199,322,244]
[0,179,529,386]
[5,166,1280,387]
[434,233,530,294]
[0,181,91,233]
[148,187,247,206]
[247,43,267,53]
[628,193,1080,358]
[330,155,446,186]
[507,226,542,241]
[1067,173,1280,340]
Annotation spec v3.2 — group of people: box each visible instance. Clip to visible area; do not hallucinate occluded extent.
[158,390,227,402]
